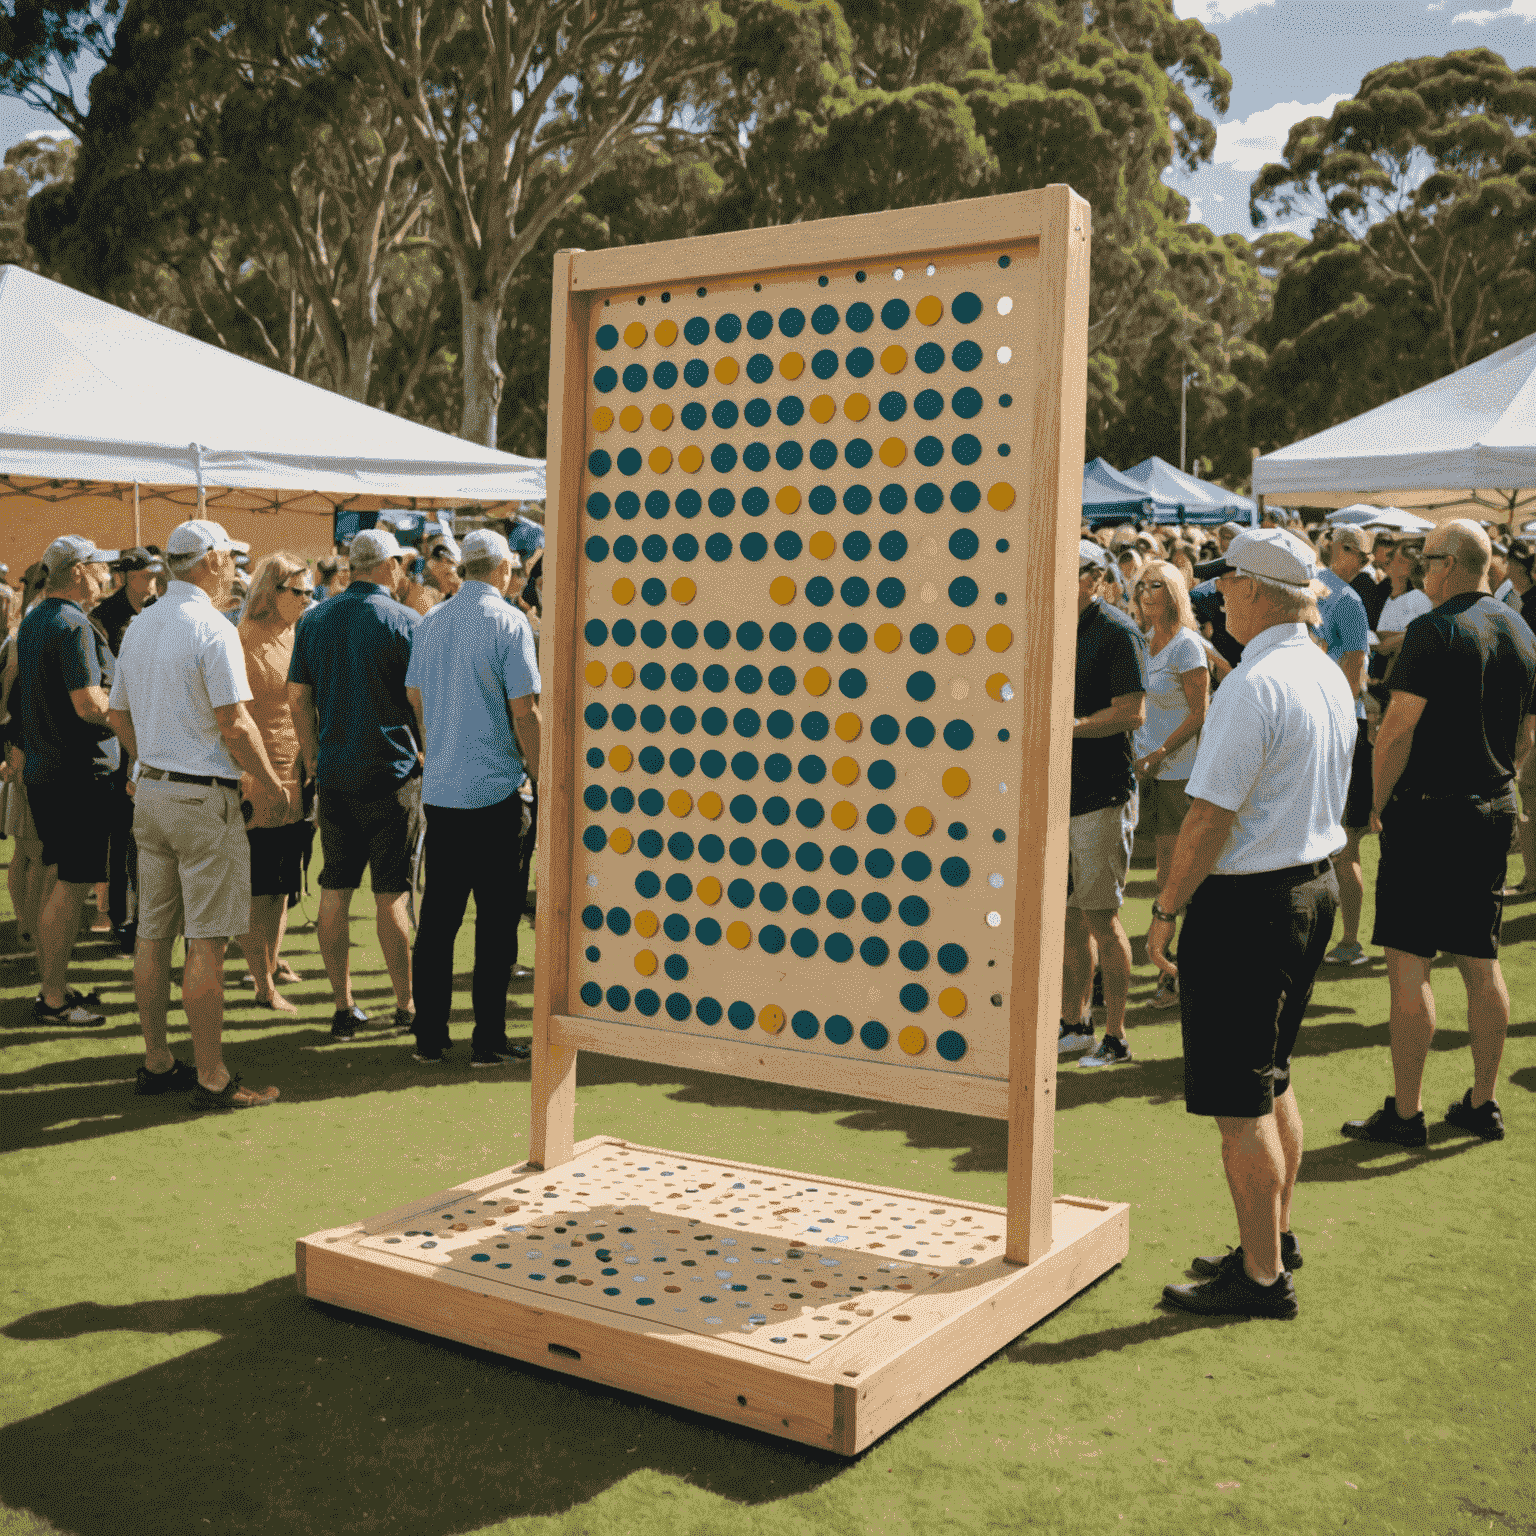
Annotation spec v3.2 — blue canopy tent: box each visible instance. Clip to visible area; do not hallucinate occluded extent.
[1123,456,1256,525]
[1082,457,1178,527]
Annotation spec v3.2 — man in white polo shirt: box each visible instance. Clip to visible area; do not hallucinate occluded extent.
[108,519,288,1110]
[1148,528,1356,1319]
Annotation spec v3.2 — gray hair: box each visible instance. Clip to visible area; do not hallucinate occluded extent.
[44,555,84,593]
[1246,570,1321,625]
[166,550,207,581]
[463,554,504,581]
[1436,519,1492,578]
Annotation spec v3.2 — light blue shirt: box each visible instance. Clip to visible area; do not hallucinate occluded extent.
[1314,568,1369,721]
[405,583,540,809]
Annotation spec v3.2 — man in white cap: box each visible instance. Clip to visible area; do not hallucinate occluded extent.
[1150,527,1356,1318]
[404,527,539,1063]
[108,519,287,1108]
[287,525,421,1039]
[13,534,118,1026]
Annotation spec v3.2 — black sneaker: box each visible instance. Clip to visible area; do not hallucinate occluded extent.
[412,1045,448,1064]
[1444,1089,1505,1141]
[1341,1095,1427,1147]
[1163,1250,1298,1319]
[392,1007,416,1036]
[331,1005,369,1041]
[470,1051,510,1067]
[1192,1231,1302,1278]
[1057,1019,1094,1054]
[33,995,107,1027]
[1078,1033,1132,1068]
[134,1058,197,1095]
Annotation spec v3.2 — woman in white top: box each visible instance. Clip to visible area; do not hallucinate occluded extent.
[1132,560,1211,1005]
[1373,542,1434,665]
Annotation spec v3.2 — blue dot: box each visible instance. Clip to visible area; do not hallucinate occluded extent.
[871,713,900,745]
[775,530,802,561]
[716,312,742,343]
[654,361,678,389]
[826,933,854,964]
[759,925,785,954]
[744,398,771,428]
[623,364,648,392]
[845,436,873,469]
[768,709,795,738]
[586,747,605,770]
[666,992,692,1021]
[899,895,930,926]
[583,785,608,812]
[951,481,981,514]
[741,533,767,562]
[995,591,1008,605]
[809,438,838,470]
[795,842,823,871]
[812,304,839,335]
[907,671,935,701]
[952,433,981,467]
[944,719,975,749]
[706,532,732,562]
[839,623,867,653]
[728,1001,754,1030]
[747,309,773,340]
[581,904,603,931]
[613,619,636,645]
[681,400,706,431]
[950,528,979,561]
[697,996,722,1025]
[899,984,928,1014]
[796,799,824,828]
[769,666,796,696]
[596,324,619,350]
[860,936,889,966]
[802,710,830,739]
[779,307,805,336]
[994,828,1007,843]
[881,299,910,330]
[861,1020,890,1050]
[847,348,874,379]
[1000,392,1013,406]
[635,869,660,897]
[585,945,601,963]
[952,291,983,324]
[952,387,982,419]
[879,530,907,561]
[940,856,971,887]
[877,578,906,608]
[915,436,943,467]
[712,399,739,430]
[949,577,978,607]
[844,484,872,515]
[594,367,617,394]
[807,576,834,607]
[638,829,664,857]
[635,988,661,1016]
[809,484,837,514]
[745,353,773,385]
[743,442,770,473]
[841,577,869,607]
[607,985,631,1011]
[612,786,635,814]
[612,535,637,564]
[697,919,722,946]
[915,341,944,374]
[899,941,929,972]
[868,804,896,835]
[792,885,821,915]
[663,954,689,981]
[861,891,892,922]
[812,352,839,384]
[613,702,636,730]
[846,301,873,331]
[642,534,667,563]
[839,669,867,698]
[937,943,968,974]
[587,493,611,520]
[580,981,602,1007]
[915,483,944,515]
[777,441,803,471]
[711,443,738,474]
[677,489,702,518]
[901,851,932,882]
[998,727,1010,741]
[952,340,982,372]
[948,821,968,840]
[915,388,944,421]
[996,538,1010,552]
[830,844,859,875]
[936,1030,968,1062]
[588,449,612,476]
[582,825,607,852]
[684,316,709,345]
[791,1009,819,1039]
[869,759,896,790]
[825,1014,854,1044]
[730,837,756,865]
[879,391,907,422]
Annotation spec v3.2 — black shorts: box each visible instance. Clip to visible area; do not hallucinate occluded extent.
[26,778,113,885]
[1342,719,1373,831]
[1372,792,1514,959]
[1180,861,1338,1118]
[317,777,423,894]
[247,820,311,899]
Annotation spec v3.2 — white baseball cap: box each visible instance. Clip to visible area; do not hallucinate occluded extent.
[348,527,407,567]
[461,528,513,567]
[40,533,114,573]
[1079,538,1112,572]
[166,519,236,558]
[1195,527,1325,590]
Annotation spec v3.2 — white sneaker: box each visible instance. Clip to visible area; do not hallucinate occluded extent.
[1057,1019,1095,1053]
[1079,1034,1133,1068]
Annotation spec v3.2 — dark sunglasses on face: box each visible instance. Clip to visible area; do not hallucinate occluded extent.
[1134,579,1166,593]
[279,582,313,595]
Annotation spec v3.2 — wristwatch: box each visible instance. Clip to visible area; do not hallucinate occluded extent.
[1150,901,1180,923]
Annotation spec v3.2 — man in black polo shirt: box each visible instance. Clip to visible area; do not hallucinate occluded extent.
[1351,531,1394,630]
[1061,540,1148,1065]
[1345,520,1536,1145]
[14,534,118,1026]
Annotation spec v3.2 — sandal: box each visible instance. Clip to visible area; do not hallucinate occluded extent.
[188,1074,280,1110]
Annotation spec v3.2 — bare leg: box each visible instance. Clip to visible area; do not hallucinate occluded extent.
[1384,947,1436,1115]
[1061,907,1093,1024]
[37,877,89,1008]
[1452,954,1510,1106]
[1333,829,1364,945]
[272,899,293,976]
[1514,803,1536,891]
[183,937,233,1091]
[1216,1112,1285,1284]
[136,936,175,1073]
[237,895,295,1011]
[1083,908,1133,1040]
[317,887,355,1009]
[1274,1087,1303,1235]
[376,892,414,1012]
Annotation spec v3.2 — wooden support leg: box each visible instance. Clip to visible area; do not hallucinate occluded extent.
[529,1039,577,1170]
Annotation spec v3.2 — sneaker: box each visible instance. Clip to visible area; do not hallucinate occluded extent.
[331,1004,369,1041]
[134,1058,197,1095]
[187,1073,280,1110]
[1192,1231,1302,1278]
[1341,1095,1427,1147]
[1444,1089,1505,1141]
[1144,974,1179,1010]
[1079,1033,1133,1068]
[1162,1250,1298,1319]
[506,1040,532,1060]
[392,1007,416,1037]
[33,995,106,1027]
[1057,1019,1095,1054]
[470,1051,511,1067]
[412,1046,448,1064]
[1324,940,1367,966]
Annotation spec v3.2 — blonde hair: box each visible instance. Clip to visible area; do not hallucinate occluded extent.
[243,551,308,625]
[1134,559,1197,633]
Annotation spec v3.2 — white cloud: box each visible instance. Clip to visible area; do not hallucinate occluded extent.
[1212,94,1350,174]
[1453,0,1536,21]
[1172,0,1277,20]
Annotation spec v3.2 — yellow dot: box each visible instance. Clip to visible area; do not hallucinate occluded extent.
[592,406,614,432]
[776,486,801,514]
[608,744,632,771]
[667,789,693,818]
[879,437,906,468]
[650,403,674,430]
[634,909,658,938]
[671,576,696,604]
[905,806,933,836]
[986,623,1013,652]
[697,875,722,904]
[988,481,1016,511]
[946,624,974,655]
[624,321,647,348]
[698,792,724,820]
[810,394,835,424]
[678,444,704,473]
[584,660,607,687]
[832,756,860,786]
[780,351,805,380]
[609,827,633,853]
[874,623,902,653]
[986,671,1012,702]
[619,404,643,432]
[612,579,635,606]
[611,660,635,687]
[634,949,658,976]
[726,921,752,950]
[835,712,862,742]
[654,319,678,346]
[881,344,907,374]
[830,800,858,831]
[844,392,870,422]
[648,446,673,474]
[914,294,944,326]
[898,1025,928,1055]
[809,530,837,560]
[769,576,797,605]
[714,356,738,385]
[938,988,967,1018]
[804,667,831,696]
[942,766,971,798]
[758,1004,786,1034]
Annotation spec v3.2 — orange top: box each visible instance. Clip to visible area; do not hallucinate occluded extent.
[237,618,303,822]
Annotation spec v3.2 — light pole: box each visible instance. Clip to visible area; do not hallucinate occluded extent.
[1180,370,1199,475]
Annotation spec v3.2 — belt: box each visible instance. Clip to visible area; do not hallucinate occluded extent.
[140,765,240,791]
[1204,858,1332,885]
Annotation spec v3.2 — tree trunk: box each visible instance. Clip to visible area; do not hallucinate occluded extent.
[461,292,505,448]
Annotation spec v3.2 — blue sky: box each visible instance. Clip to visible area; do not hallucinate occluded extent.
[5,0,1535,241]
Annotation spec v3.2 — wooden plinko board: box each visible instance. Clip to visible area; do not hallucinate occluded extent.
[298,1138,1129,1455]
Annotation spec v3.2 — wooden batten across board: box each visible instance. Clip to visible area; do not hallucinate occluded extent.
[297,187,1127,1452]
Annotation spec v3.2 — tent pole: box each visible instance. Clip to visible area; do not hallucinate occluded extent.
[133,482,141,546]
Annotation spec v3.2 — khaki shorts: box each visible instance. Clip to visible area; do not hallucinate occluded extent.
[1067,792,1138,912]
[133,778,252,941]
[4,775,43,856]
[1138,775,1193,836]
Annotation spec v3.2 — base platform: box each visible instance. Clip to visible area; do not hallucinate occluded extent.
[296,1136,1128,1454]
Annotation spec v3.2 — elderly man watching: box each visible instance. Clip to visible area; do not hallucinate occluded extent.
[109,520,286,1108]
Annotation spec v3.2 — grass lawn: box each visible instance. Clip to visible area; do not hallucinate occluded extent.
[0,832,1532,1536]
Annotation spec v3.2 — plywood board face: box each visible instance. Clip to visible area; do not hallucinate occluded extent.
[563,243,1049,1089]
[355,1144,1004,1363]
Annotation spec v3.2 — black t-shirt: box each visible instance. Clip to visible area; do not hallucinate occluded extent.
[1190,579,1244,668]
[91,586,155,657]
[1391,592,1536,799]
[1072,599,1149,816]
[1351,569,1391,629]
[14,597,119,784]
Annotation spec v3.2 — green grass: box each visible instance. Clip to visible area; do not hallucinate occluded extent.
[1,836,1532,1536]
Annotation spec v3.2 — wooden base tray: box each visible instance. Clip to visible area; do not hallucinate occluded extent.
[297,1136,1128,1454]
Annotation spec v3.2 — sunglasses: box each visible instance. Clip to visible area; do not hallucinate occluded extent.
[1422,553,1454,566]
[1133,580,1166,594]
[1079,565,1103,578]
[278,583,314,595]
